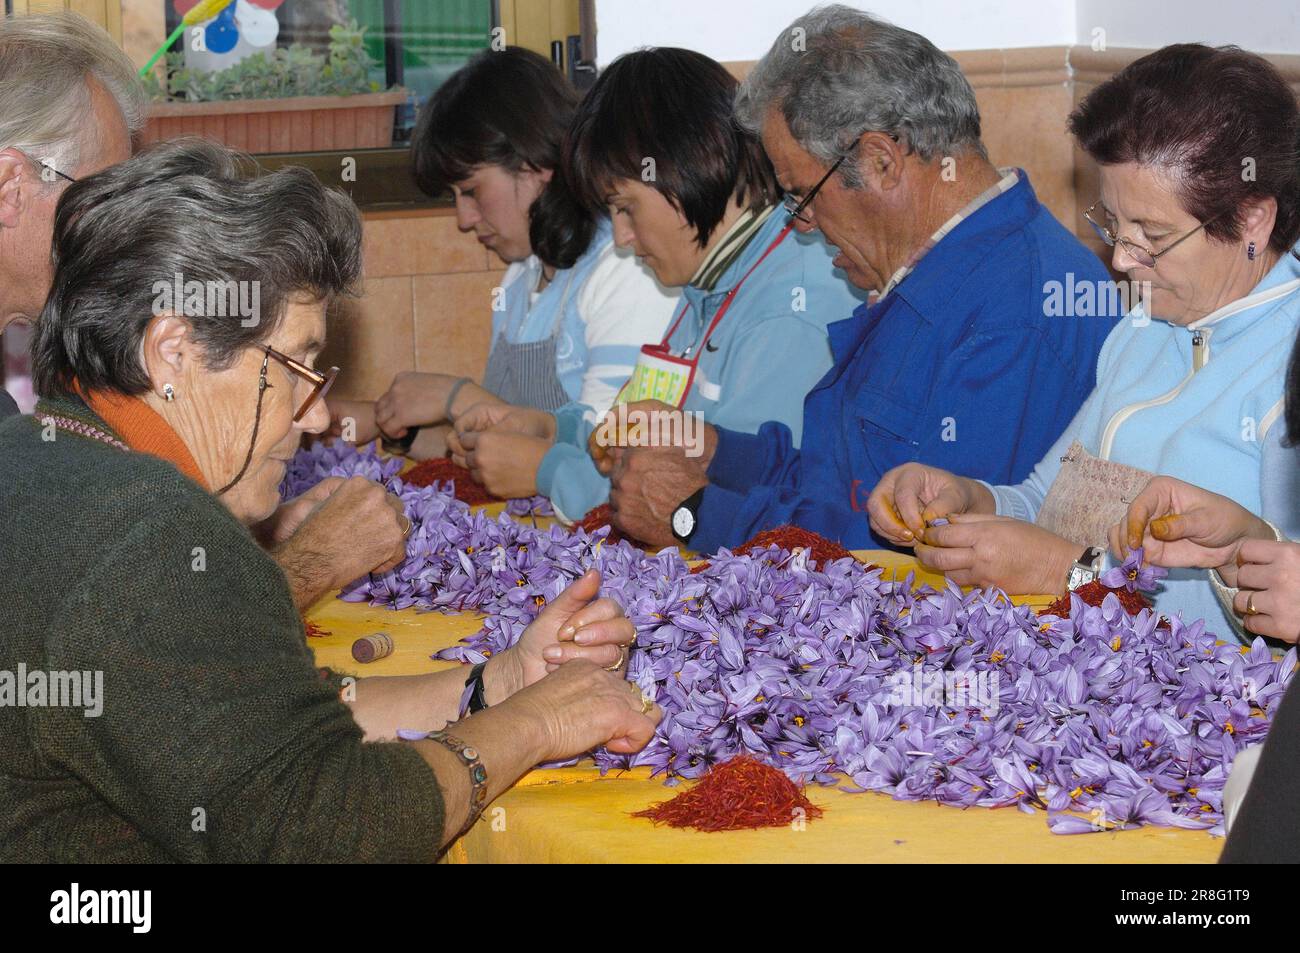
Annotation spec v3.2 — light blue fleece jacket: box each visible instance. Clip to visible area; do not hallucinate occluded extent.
[535,210,868,523]
[984,247,1300,640]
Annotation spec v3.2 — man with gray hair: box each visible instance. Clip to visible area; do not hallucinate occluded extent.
[608,5,1118,552]
[0,11,141,419]
[0,12,413,610]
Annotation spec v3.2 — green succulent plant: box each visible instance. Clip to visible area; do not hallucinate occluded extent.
[142,18,383,102]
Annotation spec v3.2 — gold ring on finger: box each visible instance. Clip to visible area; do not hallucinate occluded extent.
[1246,592,1260,616]
[604,644,628,672]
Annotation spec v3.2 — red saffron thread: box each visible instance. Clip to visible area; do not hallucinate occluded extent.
[1039,580,1154,620]
[575,503,653,550]
[690,525,862,574]
[402,457,503,505]
[633,756,824,831]
[303,621,332,639]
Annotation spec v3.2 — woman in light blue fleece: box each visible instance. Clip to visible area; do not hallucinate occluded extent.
[867,44,1300,641]
[451,48,865,521]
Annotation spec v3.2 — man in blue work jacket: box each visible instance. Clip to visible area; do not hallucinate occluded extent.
[604,6,1121,551]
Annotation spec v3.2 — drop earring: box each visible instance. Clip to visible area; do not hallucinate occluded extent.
[1247,241,1257,261]
[162,383,176,402]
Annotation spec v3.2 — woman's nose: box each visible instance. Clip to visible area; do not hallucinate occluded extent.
[297,394,331,436]
[1111,240,1142,275]
[455,196,479,232]
[611,216,635,249]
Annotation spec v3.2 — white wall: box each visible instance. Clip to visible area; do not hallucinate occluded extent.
[1076,0,1300,55]
[594,0,1076,65]
[595,0,1300,64]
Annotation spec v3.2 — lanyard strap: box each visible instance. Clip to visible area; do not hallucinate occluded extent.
[658,223,795,363]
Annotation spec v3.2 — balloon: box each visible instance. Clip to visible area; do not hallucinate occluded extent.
[204,5,239,55]
[236,1,280,47]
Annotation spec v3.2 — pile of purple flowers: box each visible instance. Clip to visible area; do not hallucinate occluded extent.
[283,443,1295,835]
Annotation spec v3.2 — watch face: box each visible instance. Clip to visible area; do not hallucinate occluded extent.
[671,505,695,540]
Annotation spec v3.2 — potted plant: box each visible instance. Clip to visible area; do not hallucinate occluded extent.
[140,19,406,154]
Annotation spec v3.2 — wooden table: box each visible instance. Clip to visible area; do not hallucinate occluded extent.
[305,548,1222,863]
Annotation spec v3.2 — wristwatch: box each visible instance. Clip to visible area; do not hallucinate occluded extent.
[670,487,707,544]
[1066,546,1104,591]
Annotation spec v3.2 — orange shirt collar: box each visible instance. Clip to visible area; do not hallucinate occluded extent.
[82,389,210,491]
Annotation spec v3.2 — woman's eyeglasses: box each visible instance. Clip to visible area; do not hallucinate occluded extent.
[1083,201,1226,268]
[217,346,339,495]
[264,346,339,423]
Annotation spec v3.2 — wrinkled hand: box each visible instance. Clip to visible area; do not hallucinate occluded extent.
[1232,539,1300,642]
[454,429,548,499]
[262,476,346,545]
[590,400,716,476]
[608,443,707,549]
[375,372,452,439]
[867,463,993,545]
[507,659,662,760]
[914,512,1077,596]
[491,569,638,701]
[279,476,409,587]
[1108,475,1274,587]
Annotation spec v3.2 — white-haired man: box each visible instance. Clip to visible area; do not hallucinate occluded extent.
[0,12,412,608]
[0,12,139,418]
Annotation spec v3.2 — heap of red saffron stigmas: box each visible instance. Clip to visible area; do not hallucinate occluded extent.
[575,503,653,549]
[402,457,502,505]
[691,525,860,574]
[1040,580,1153,619]
[633,756,824,832]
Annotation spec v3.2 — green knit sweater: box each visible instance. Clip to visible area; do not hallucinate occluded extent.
[0,395,445,861]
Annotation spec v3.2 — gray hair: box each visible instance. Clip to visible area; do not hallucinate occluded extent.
[0,11,147,177]
[736,4,985,183]
[33,139,362,399]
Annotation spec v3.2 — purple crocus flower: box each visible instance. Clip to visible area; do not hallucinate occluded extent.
[283,444,1294,837]
[1100,546,1168,593]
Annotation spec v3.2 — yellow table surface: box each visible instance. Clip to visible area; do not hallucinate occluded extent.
[305,548,1222,863]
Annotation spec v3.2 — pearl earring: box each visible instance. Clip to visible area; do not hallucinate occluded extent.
[1247,241,1257,261]
[162,383,176,402]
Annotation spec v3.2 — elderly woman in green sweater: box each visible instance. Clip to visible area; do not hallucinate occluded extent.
[0,140,659,862]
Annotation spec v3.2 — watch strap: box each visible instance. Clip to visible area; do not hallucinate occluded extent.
[672,486,707,543]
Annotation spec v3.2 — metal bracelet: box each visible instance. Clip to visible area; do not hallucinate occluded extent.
[444,377,472,422]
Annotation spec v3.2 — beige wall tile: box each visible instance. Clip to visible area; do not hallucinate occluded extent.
[363,213,490,279]
[321,276,414,401]
[411,272,505,380]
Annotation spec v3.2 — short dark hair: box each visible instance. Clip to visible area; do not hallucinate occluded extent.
[566,48,781,248]
[1069,44,1300,254]
[33,139,361,400]
[410,46,593,269]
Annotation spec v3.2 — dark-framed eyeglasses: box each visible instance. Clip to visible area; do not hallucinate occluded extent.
[783,132,901,223]
[784,136,861,224]
[264,345,339,423]
[1083,201,1226,269]
[12,147,76,184]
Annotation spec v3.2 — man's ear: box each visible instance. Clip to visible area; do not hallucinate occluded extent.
[857,132,905,192]
[140,312,197,397]
[0,150,30,230]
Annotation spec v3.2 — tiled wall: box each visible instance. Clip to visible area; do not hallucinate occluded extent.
[322,209,506,402]
[329,45,1300,400]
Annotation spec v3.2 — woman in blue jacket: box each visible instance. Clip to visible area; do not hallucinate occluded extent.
[451,48,865,519]
[330,47,676,462]
[868,44,1300,639]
